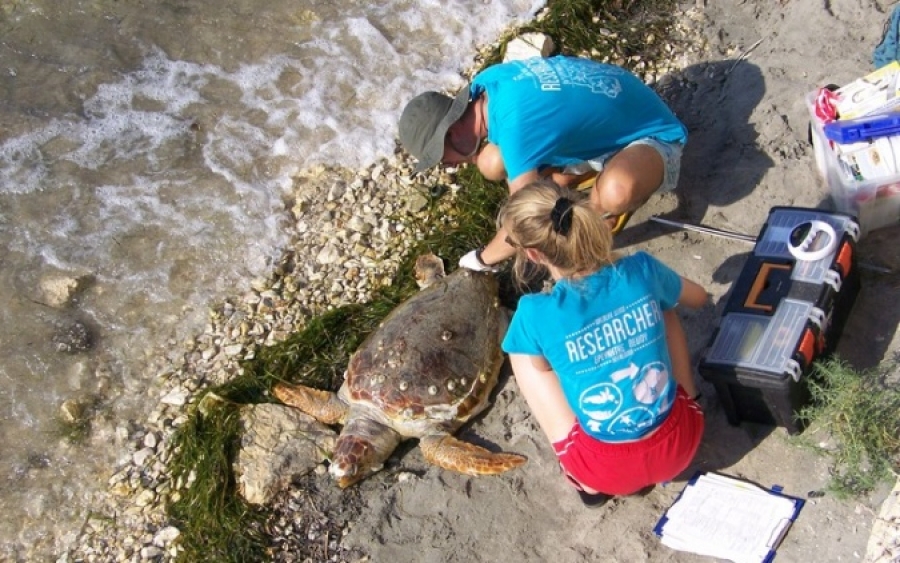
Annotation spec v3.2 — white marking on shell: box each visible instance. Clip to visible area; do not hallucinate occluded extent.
[446,380,456,391]
[425,404,459,420]
[460,377,468,387]
[399,381,409,391]
[402,407,414,418]
[428,385,438,395]
[441,330,453,341]
[479,372,487,383]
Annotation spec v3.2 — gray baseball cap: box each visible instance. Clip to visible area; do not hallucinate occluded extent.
[398,87,471,174]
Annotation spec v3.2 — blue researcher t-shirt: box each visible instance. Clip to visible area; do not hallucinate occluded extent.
[470,56,688,180]
[502,252,683,442]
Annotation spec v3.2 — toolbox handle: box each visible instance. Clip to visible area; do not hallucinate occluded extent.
[744,263,792,312]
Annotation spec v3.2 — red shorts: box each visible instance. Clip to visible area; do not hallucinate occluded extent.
[552,388,704,496]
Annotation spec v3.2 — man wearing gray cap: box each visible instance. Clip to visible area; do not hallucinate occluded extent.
[398,55,686,272]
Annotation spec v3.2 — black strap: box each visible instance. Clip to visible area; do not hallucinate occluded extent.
[475,246,491,267]
[550,197,574,235]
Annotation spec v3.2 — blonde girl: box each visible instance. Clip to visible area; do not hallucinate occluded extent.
[499,180,707,506]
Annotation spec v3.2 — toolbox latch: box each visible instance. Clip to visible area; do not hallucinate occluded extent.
[824,269,842,292]
[807,306,826,330]
[786,359,803,383]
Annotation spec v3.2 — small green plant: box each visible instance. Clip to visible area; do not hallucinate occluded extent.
[797,357,900,498]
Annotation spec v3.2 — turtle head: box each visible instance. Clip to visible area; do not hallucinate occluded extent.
[330,416,401,488]
[330,437,378,488]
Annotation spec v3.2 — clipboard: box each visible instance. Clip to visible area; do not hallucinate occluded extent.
[654,472,805,563]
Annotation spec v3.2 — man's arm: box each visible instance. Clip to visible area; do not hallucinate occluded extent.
[475,169,542,266]
[507,169,542,193]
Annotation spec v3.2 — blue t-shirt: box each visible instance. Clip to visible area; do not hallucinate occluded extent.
[470,56,688,180]
[502,252,683,442]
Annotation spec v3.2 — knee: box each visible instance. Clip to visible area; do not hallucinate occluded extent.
[476,143,507,182]
[591,172,639,214]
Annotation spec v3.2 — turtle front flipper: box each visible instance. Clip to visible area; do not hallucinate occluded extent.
[420,434,527,476]
[273,383,349,425]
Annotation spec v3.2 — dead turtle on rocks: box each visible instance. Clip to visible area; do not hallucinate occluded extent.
[273,253,526,488]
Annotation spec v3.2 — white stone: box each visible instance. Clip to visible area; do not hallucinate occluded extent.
[140,546,163,559]
[39,273,91,308]
[223,344,244,357]
[132,447,154,466]
[316,243,341,265]
[160,387,189,406]
[134,489,156,507]
[153,526,181,546]
[503,32,555,62]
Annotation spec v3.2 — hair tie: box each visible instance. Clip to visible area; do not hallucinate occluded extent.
[550,197,574,236]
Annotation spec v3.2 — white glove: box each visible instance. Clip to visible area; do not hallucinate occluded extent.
[459,248,500,273]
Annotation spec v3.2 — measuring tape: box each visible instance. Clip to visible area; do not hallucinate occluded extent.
[787,220,837,261]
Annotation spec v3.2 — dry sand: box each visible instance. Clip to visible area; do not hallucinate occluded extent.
[314,1,900,561]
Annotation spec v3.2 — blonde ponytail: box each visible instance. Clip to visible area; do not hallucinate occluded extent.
[498,180,617,289]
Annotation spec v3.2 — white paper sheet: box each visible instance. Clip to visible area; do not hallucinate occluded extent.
[656,473,801,563]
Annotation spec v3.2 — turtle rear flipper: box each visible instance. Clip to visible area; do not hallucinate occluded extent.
[273,383,348,425]
[420,434,526,476]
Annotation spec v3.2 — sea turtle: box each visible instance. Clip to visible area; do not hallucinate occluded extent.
[273,253,526,488]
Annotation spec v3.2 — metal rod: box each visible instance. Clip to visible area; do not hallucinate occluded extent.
[648,215,893,275]
[649,215,758,243]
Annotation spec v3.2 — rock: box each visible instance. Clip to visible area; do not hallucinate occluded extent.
[316,243,341,265]
[152,526,181,546]
[132,447,153,467]
[865,478,900,563]
[503,32,555,62]
[59,399,87,424]
[52,320,95,354]
[234,403,337,505]
[160,387,189,406]
[404,190,430,213]
[39,273,93,308]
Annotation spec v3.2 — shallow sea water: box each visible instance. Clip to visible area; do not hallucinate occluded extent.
[0,0,542,557]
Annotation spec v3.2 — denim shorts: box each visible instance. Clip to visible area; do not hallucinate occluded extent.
[561,137,684,194]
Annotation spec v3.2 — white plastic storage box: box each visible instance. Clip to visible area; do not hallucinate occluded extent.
[806,90,900,238]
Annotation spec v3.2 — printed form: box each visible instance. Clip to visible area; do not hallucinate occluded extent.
[656,473,801,563]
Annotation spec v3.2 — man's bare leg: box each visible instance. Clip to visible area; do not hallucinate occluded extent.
[589,143,664,230]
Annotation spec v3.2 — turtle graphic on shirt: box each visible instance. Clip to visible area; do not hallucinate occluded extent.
[578,361,673,434]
